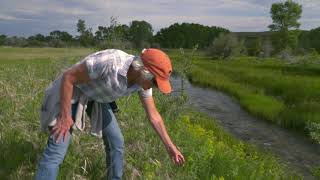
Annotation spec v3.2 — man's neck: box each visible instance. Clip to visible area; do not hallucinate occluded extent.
[126,65,140,87]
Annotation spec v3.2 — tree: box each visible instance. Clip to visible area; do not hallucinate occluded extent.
[261,38,273,58]
[268,0,302,51]
[76,19,95,47]
[95,17,131,49]
[208,33,243,59]
[0,35,7,46]
[245,37,262,56]
[27,34,46,47]
[252,38,262,56]
[114,24,130,42]
[49,30,73,42]
[299,27,320,53]
[154,23,229,49]
[95,26,108,42]
[129,20,153,48]
[47,30,74,47]
[77,19,86,34]
[5,36,28,47]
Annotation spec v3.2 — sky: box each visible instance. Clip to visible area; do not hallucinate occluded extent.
[0,0,319,37]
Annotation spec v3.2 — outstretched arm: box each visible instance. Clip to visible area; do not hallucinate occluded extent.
[139,95,185,166]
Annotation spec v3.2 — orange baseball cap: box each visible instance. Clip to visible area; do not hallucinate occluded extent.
[141,48,173,94]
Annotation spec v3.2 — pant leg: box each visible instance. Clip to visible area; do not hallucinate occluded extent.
[34,131,72,180]
[101,103,124,180]
[35,103,77,180]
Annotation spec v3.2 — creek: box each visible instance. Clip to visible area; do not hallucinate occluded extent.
[170,76,320,179]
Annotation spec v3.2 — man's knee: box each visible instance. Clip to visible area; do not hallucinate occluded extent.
[41,135,71,165]
[113,134,124,152]
[103,131,124,151]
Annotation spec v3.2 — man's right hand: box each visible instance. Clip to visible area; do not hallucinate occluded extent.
[167,145,185,166]
[52,62,90,144]
[51,114,74,143]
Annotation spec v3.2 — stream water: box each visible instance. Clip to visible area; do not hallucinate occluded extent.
[170,76,320,179]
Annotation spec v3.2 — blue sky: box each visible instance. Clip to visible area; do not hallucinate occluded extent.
[0,0,319,36]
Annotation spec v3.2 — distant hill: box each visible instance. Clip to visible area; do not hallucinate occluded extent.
[233,30,309,39]
[233,31,273,39]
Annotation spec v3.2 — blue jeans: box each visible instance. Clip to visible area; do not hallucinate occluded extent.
[35,102,124,180]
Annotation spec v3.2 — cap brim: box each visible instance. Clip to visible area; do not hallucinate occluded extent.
[155,77,172,94]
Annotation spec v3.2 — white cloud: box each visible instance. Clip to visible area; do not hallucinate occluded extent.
[294,0,320,8]
[0,14,21,21]
[0,14,33,21]
[121,15,271,32]
[53,7,94,16]
[212,0,266,11]
[1,0,94,19]
[301,17,320,29]
[0,0,319,36]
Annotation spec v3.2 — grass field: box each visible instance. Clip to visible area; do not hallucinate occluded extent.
[0,47,301,179]
[181,54,320,144]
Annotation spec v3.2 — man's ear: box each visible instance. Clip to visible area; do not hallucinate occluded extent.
[132,57,144,71]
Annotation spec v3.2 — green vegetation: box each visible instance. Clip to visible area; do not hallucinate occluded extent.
[154,23,228,49]
[0,47,93,61]
[0,48,299,179]
[185,56,320,143]
[299,27,320,53]
[269,0,302,51]
[208,33,244,59]
[313,166,320,179]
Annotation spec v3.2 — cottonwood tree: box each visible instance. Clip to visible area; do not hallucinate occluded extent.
[209,33,243,59]
[76,19,95,47]
[4,36,28,47]
[95,17,131,49]
[0,35,6,46]
[268,0,302,51]
[48,30,74,47]
[299,27,320,53]
[129,20,153,48]
[49,31,73,42]
[27,34,47,47]
[245,37,262,56]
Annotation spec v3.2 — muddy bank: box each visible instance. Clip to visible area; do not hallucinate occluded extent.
[171,76,320,179]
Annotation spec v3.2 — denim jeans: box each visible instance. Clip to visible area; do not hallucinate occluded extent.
[35,102,124,180]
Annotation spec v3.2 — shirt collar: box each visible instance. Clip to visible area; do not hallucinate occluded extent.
[118,56,135,77]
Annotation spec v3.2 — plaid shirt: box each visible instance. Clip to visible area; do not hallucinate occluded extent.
[76,49,152,103]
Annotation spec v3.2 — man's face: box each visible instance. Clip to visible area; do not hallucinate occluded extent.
[137,70,157,90]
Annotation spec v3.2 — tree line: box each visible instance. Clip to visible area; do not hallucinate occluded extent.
[0,0,319,58]
[0,17,228,50]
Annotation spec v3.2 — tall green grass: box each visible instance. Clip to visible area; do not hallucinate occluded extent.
[0,47,93,61]
[187,66,285,122]
[183,56,320,143]
[0,48,300,179]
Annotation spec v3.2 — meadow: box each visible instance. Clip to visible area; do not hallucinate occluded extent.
[183,54,320,144]
[0,47,302,179]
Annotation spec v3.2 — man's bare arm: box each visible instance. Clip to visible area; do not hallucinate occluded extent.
[60,63,91,117]
[139,95,185,165]
[52,63,91,143]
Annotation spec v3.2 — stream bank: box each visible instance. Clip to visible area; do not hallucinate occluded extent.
[171,76,320,179]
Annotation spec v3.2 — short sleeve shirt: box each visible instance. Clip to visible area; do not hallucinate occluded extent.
[75,49,152,103]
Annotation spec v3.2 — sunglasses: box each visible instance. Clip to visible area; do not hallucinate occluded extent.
[141,69,157,87]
